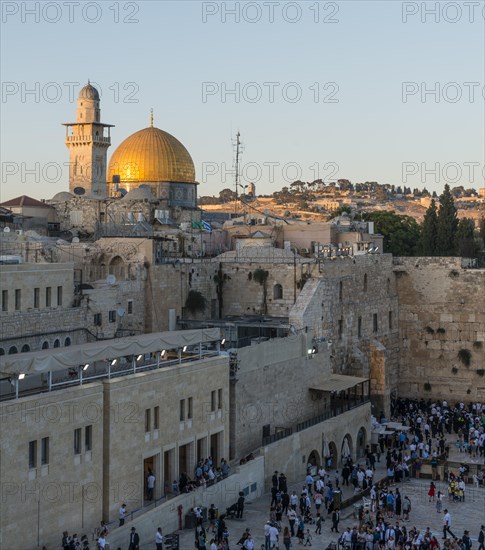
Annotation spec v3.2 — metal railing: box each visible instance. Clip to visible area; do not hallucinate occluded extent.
[263,397,370,446]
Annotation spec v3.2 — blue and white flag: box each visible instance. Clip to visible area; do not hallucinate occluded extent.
[201,220,212,232]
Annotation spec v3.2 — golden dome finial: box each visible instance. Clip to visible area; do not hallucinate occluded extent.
[150,108,154,128]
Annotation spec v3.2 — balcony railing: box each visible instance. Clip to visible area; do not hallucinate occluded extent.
[262,395,370,446]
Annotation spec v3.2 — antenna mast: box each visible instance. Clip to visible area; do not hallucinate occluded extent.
[233,131,242,214]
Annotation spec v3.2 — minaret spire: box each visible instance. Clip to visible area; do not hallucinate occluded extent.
[150,108,154,128]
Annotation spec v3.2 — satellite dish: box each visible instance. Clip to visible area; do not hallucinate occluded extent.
[3,227,10,233]
[73,187,86,196]
[72,237,80,243]
[117,307,125,317]
[106,274,116,285]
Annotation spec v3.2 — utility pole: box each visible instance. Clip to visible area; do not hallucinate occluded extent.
[233,131,242,215]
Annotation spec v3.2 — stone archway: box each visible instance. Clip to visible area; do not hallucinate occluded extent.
[308,449,321,470]
[356,427,367,459]
[327,441,338,469]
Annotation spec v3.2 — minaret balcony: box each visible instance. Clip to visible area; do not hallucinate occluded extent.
[66,135,111,145]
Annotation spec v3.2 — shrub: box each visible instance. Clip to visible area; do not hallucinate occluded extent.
[451,367,458,374]
[473,341,483,350]
[185,290,207,314]
[477,369,485,377]
[425,326,435,334]
[457,349,472,367]
[437,327,446,334]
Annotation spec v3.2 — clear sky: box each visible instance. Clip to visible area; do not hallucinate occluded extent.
[1,0,484,202]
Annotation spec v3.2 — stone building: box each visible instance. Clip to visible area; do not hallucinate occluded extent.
[0,329,229,550]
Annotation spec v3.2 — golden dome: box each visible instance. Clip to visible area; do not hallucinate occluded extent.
[107,126,195,185]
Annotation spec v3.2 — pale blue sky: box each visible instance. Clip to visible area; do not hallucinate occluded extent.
[1,1,484,201]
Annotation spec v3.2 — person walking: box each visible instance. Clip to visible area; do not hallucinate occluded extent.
[428,482,436,502]
[129,527,140,550]
[478,525,485,550]
[315,515,323,535]
[119,503,127,527]
[331,508,340,533]
[436,491,443,513]
[442,509,455,540]
[155,527,164,550]
[282,527,291,550]
[403,496,411,521]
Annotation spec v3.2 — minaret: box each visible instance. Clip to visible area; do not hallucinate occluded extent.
[63,81,114,197]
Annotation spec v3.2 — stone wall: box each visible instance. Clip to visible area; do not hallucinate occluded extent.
[395,257,485,401]
[289,254,400,416]
[232,333,330,458]
[262,403,371,484]
[0,383,104,550]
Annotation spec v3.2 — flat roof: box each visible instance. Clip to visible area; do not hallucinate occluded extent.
[309,374,369,392]
[0,328,221,376]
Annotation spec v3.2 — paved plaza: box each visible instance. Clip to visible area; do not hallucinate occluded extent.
[133,446,485,550]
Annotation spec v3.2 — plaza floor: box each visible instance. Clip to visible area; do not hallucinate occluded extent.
[137,437,485,550]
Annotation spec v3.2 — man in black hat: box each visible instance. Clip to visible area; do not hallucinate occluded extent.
[129,527,140,550]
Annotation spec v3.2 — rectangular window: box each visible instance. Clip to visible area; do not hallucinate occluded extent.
[15,289,21,311]
[145,409,151,432]
[41,437,49,465]
[109,310,116,323]
[74,428,81,455]
[57,286,63,306]
[29,440,37,469]
[338,319,343,340]
[34,288,40,308]
[373,313,378,334]
[127,300,133,314]
[339,281,343,302]
[45,287,51,307]
[187,398,193,420]
[93,313,102,326]
[85,425,92,452]
[218,388,223,410]
[154,406,160,430]
[179,399,185,421]
[358,316,362,338]
[211,390,216,412]
[2,289,8,312]
[389,310,393,330]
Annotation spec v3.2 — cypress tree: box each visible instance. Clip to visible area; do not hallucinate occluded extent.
[436,184,458,255]
[455,218,476,258]
[419,199,438,255]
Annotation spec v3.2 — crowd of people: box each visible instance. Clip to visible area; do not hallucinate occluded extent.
[173,457,231,494]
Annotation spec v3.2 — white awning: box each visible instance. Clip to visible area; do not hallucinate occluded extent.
[309,374,368,393]
[0,328,221,376]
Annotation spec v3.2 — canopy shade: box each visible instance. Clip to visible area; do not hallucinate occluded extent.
[0,328,221,377]
[309,374,368,393]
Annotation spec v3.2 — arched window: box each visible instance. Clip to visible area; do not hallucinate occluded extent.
[53,339,60,348]
[363,273,368,292]
[273,283,283,300]
[64,337,72,347]
[42,341,49,350]
[21,344,30,353]
[387,278,390,293]
[0,348,5,356]
[8,346,18,354]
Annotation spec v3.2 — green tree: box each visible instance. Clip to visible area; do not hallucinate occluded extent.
[455,218,476,258]
[436,184,458,255]
[419,199,438,255]
[363,210,420,256]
